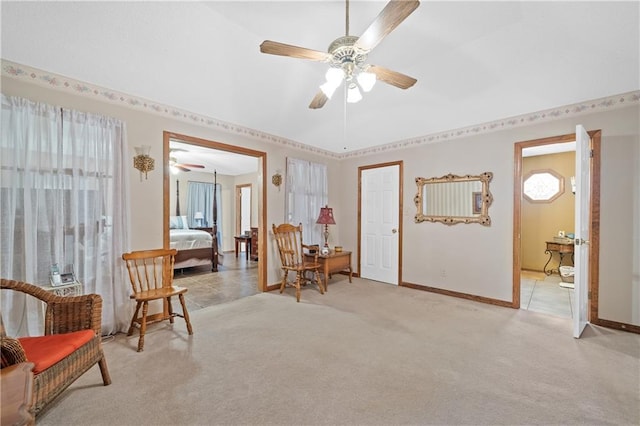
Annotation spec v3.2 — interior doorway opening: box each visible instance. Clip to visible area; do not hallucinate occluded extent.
[163,131,267,308]
[520,142,576,318]
[513,131,601,327]
[236,184,252,237]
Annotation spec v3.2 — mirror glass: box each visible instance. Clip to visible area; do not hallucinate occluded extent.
[414,172,493,226]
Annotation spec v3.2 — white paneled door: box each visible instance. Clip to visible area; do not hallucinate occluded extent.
[573,125,591,338]
[360,164,400,285]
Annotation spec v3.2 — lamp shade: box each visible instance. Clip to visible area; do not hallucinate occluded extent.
[194,212,204,220]
[357,71,376,92]
[346,83,362,103]
[316,205,336,225]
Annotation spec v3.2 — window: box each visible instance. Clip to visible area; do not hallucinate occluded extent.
[285,158,327,244]
[523,169,565,203]
[1,94,130,336]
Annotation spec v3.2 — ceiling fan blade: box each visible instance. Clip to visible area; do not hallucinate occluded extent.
[176,165,191,172]
[309,91,329,109]
[176,163,205,169]
[354,0,420,52]
[260,40,332,62]
[169,148,188,153]
[368,65,417,89]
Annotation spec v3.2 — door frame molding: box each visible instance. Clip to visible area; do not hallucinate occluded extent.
[513,130,601,323]
[163,131,267,292]
[357,161,403,285]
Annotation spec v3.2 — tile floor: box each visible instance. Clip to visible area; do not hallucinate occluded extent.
[173,251,258,313]
[520,271,574,318]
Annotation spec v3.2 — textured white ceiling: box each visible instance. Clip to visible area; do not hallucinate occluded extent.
[2,1,638,154]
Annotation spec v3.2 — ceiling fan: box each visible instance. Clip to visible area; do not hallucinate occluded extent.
[260,0,419,109]
[169,148,205,172]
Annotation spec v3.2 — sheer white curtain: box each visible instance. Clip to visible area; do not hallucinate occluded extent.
[0,94,131,336]
[186,181,222,244]
[285,158,327,244]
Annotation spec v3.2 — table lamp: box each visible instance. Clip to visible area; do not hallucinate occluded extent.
[316,205,336,255]
[194,211,204,227]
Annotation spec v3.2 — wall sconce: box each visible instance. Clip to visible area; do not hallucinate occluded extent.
[133,145,154,180]
[272,171,283,190]
[570,176,576,194]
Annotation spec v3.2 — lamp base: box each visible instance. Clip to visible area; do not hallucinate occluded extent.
[321,245,330,255]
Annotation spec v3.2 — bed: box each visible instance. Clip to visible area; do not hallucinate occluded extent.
[171,176,220,272]
[170,220,217,271]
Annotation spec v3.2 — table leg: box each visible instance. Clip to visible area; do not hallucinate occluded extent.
[235,239,239,258]
[543,249,554,275]
[246,240,250,261]
[323,262,329,292]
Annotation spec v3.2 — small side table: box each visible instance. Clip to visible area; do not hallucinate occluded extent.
[234,235,252,260]
[42,281,83,297]
[305,250,352,291]
[543,241,574,275]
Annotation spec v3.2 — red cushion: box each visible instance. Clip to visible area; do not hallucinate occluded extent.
[18,330,95,374]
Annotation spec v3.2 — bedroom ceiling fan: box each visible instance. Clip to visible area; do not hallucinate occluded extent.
[169,148,205,172]
[260,0,419,109]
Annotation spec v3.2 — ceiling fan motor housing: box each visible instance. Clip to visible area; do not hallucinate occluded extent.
[328,36,368,79]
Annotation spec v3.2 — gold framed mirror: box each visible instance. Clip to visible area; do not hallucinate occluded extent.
[414,172,493,226]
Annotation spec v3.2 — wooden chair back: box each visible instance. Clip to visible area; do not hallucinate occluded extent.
[272,223,322,302]
[122,248,177,295]
[272,223,311,269]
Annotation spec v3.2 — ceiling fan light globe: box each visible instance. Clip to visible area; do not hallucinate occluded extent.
[357,71,376,92]
[320,81,339,99]
[325,67,345,84]
[347,84,362,103]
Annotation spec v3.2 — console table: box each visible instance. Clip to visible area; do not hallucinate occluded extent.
[305,250,352,291]
[544,241,574,275]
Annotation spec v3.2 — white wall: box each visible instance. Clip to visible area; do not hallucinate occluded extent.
[4,72,638,326]
[1,75,339,287]
[339,105,640,326]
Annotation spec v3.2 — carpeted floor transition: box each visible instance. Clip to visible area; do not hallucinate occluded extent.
[39,276,639,425]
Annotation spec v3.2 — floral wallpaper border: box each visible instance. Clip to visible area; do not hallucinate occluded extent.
[3,59,639,160]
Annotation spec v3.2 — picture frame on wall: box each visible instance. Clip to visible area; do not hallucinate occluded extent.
[472,192,482,215]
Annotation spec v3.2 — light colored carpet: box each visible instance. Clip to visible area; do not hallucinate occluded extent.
[38,277,640,425]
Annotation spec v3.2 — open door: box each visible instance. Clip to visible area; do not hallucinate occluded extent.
[573,125,590,338]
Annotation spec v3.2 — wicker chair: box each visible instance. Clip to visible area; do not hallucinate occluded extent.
[0,278,112,416]
[272,223,324,302]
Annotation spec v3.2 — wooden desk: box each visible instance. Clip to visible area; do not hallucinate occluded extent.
[305,250,352,291]
[1,362,35,426]
[544,241,574,275]
[234,235,251,260]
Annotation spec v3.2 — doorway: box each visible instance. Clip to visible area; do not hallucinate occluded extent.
[520,143,576,317]
[358,161,403,285]
[163,131,267,300]
[513,131,601,324]
[236,184,252,235]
